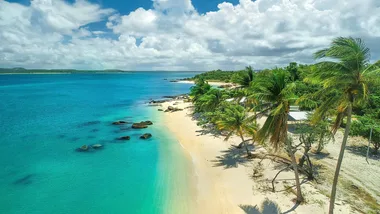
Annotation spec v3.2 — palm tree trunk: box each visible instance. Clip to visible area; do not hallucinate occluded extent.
[328,104,352,214]
[316,132,325,153]
[238,131,251,157]
[290,152,304,203]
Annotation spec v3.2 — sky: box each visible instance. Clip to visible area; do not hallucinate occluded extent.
[0,0,379,71]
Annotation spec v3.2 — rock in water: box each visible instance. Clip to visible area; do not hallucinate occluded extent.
[132,123,148,129]
[118,136,131,140]
[158,109,163,111]
[140,133,152,139]
[91,144,103,149]
[77,145,89,152]
[112,121,127,125]
[140,121,153,125]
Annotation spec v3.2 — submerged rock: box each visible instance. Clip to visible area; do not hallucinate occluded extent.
[140,121,153,125]
[132,123,148,129]
[140,133,152,139]
[112,121,127,125]
[118,136,131,140]
[77,145,89,152]
[158,109,163,111]
[91,144,103,149]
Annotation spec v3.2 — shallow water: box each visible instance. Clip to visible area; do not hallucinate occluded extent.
[0,73,196,214]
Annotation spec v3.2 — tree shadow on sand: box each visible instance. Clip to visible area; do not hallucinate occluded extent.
[346,144,380,160]
[239,199,281,214]
[211,145,252,169]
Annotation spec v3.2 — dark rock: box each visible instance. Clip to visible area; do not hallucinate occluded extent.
[13,174,35,185]
[169,80,179,82]
[112,121,127,125]
[162,95,177,99]
[140,121,153,125]
[140,133,152,139]
[158,109,163,111]
[118,136,131,140]
[77,121,101,128]
[168,106,175,111]
[77,145,89,152]
[132,123,148,129]
[91,144,103,149]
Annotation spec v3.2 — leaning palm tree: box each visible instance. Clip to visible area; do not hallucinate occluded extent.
[233,66,256,87]
[252,69,304,203]
[311,37,380,214]
[215,103,257,157]
[195,88,226,113]
[190,77,211,102]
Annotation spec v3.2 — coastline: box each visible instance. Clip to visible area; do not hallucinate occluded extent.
[175,80,234,87]
[159,99,355,214]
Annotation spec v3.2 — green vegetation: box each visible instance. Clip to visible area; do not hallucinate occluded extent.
[188,36,380,213]
[184,69,236,82]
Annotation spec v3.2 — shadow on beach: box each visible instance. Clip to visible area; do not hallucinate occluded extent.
[346,145,380,161]
[239,199,281,214]
[211,145,252,169]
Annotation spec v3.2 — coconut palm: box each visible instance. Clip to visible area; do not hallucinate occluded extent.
[215,103,257,157]
[233,66,256,87]
[311,37,380,214]
[194,88,226,113]
[252,69,304,203]
[190,78,211,102]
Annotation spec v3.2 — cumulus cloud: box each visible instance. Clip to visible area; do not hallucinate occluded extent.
[0,0,379,70]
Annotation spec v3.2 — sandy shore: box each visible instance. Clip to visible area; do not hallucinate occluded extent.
[160,100,357,214]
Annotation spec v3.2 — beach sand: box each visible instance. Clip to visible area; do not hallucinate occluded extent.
[160,100,358,214]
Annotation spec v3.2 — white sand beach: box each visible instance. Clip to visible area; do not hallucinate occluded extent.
[158,99,380,214]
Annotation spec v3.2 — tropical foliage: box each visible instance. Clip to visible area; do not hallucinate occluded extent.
[188,36,380,213]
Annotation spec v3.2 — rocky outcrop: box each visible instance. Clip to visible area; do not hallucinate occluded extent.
[140,121,153,125]
[91,144,103,149]
[132,123,148,129]
[140,133,152,139]
[118,136,131,140]
[165,106,183,112]
[132,121,153,128]
[158,109,163,111]
[112,121,127,125]
[77,145,89,152]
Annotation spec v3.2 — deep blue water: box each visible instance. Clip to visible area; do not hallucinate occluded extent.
[0,73,197,214]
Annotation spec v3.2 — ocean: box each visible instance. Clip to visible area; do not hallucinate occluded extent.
[0,73,196,214]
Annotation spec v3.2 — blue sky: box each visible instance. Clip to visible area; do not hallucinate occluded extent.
[0,0,379,70]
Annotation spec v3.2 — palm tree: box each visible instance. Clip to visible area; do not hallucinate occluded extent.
[190,78,211,102]
[194,88,226,113]
[311,37,380,214]
[233,66,256,87]
[215,103,257,157]
[252,69,304,203]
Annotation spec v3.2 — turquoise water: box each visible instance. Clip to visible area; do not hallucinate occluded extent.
[0,73,196,214]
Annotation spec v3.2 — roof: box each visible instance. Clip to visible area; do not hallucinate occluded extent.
[288,111,308,121]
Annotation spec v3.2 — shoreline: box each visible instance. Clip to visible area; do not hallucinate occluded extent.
[175,80,234,87]
[159,99,355,214]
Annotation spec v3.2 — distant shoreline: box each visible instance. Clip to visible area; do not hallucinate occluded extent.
[175,80,233,86]
[0,72,132,75]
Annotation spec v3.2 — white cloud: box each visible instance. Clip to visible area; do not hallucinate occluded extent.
[0,0,379,70]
